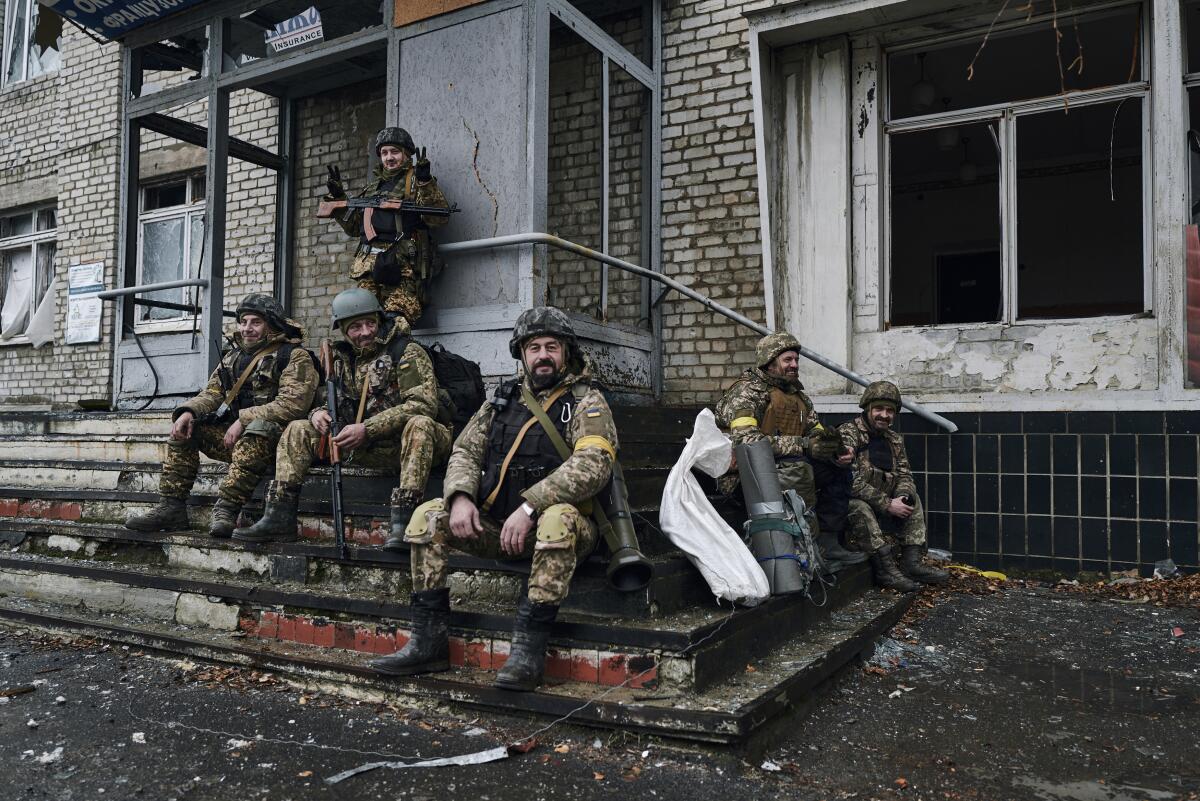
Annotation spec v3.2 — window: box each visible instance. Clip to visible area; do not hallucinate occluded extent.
[2,0,61,87]
[136,175,206,327]
[0,205,56,342]
[886,4,1146,326]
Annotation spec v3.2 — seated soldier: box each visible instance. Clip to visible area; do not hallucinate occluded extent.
[369,307,617,692]
[838,381,948,591]
[233,288,452,545]
[715,331,867,571]
[125,295,317,538]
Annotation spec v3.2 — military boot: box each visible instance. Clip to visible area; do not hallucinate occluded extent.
[816,530,869,572]
[869,545,920,592]
[208,499,240,539]
[232,482,299,543]
[494,596,558,692]
[125,497,189,532]
[368,588,450,676]
[383,488,419,553]
[901,544,949,585]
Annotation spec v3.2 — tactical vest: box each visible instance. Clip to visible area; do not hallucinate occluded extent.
[333,329,456,428]
[225,343,299,414]
[477,380,576,523]
[760,387,811,437]
[867,434,895,473]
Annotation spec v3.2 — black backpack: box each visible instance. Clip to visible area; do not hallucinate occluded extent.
[425,342,485,434]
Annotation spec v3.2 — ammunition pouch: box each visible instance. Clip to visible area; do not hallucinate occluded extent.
[243,418,283,440]
[370,239,418,285]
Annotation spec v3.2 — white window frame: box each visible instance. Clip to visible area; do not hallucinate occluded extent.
[0,204,56,347]
[2,0,60,87]
[134,175,206,333]
[881,0,1152,329]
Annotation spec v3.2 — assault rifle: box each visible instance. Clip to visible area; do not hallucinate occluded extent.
[315,197,460,220]
[319,340,348,560]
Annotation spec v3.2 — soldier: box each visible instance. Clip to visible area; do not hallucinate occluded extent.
[838,381,948,591]
[715,331,867,571]
[125,295,318,538]
[369,307,617,692]
[324,127,450,326]
[233,289,452,546]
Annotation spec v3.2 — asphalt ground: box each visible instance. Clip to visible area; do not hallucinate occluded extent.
[1,582,1197,801]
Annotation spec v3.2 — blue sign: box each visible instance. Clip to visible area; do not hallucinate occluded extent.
[38,0,209,41]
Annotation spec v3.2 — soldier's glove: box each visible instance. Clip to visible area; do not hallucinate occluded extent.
[413,147,432,183]
[805,428,843,462]
[326,165,346,199]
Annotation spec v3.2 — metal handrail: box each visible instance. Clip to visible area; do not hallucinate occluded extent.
[440,232,958,433]
[96,278,209,299]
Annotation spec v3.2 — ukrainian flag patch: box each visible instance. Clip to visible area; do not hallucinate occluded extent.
[585,407,602,418]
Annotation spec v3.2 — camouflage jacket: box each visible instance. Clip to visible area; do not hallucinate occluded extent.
[331,164,449,245]
[317,319,440,443]
[175,331,318,436]
[715,367,832,459]
[443,357,618,514]
[837,416,916,515]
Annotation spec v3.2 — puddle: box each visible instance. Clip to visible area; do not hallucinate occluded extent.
[983,658,1200,714]
[1013,775,1180,801]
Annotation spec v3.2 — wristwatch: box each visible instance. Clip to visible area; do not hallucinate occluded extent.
[520,502,537,519]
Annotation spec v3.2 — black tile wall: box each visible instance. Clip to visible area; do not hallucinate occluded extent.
[895,411,1200,576]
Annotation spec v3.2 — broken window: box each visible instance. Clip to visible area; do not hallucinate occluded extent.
[886,4,1146,327]
[224,1,385,68]
[0,204,56,342]
[2,0,61,86]
[136,176,206,325]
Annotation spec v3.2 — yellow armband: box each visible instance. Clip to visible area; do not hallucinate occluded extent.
[730,416,758,429]
[573,435,616,460]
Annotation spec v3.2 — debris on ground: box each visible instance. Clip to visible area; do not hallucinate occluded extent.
[1050,570,1200,608]
[900,569,1008,626]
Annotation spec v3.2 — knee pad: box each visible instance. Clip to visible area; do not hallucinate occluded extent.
[404,498,445,544]
[535,503,578,551]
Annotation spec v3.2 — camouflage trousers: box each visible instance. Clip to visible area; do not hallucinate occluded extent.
[355,276,423,327]
[407,502,598,605]
[159,422,277,506]
[846,495,927,553]
[273,415,451,496]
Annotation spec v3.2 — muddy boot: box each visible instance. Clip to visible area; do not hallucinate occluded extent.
[125,497,189,532]
[817,531,868,572]
[870,545,920,592]
[369,588,450,676]
[208,499,240,539]
[232,482,299,543]
[901,544,949,585]
[383,488,418,553]
[494,597,558,692]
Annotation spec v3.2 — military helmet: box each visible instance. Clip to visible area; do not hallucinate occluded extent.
[373,126,415,156]
[756,331,801,369]
[860,380,902,411]
[330,288,383,331]
[235,293,299,337]
[508,306,577,359]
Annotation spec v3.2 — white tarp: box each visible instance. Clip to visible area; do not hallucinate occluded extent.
[659,409,769,606]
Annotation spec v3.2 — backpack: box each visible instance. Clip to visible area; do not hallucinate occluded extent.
[378,335,484,434]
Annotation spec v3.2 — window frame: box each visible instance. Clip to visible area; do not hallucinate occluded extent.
[0,203,57,346]
[2,0,59,87]
[134,174,206,333]
[880,0,1152,329]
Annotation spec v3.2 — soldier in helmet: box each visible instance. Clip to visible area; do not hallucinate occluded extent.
[233,289,453,545]
[369,306,618,692]
[324,127,450,326]
[125,294,318,538]
[715,331,867,571]
[837,381,948,590]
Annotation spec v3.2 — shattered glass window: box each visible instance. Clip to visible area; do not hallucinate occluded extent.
[0,204,57,342]
[137,178,206,324]
[2,0,62,87]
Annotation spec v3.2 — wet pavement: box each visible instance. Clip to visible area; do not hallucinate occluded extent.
[0,585,1197,800]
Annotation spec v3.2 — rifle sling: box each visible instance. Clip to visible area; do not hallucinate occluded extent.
[518,385,609,528]
[480,385,570,515]
[222,343,284,409]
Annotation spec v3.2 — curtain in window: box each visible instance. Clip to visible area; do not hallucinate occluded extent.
[0,248,33,339]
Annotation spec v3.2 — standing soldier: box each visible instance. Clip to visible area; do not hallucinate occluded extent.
[125,295,318,538]
[370,307,617,692]
[323,127,450,326]
[233,289,452,546]
[715,332,867,571]
[838,381,948,591]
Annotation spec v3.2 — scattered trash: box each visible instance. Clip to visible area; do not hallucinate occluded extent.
[895,777,909,789]
[927,548,952,562]
[1108,577,1141,586]
[225,739,252,750]
[554,744,570,754]
[36,747,63,765]
[54,696,66,705]
[888,689,903,699]
[1172,627,1185,638]
[760,760,782,772]
[26,718,38,729]
[297,771,313,778]
[1,685,36,698]
[462,728,486,738]
[1154,559,1180,579]
[592,739,603,749]
[948,565,1007,581]
[131,732,146,744]
[325,746,513,785]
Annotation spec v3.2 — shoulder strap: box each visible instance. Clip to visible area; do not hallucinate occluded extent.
[480,384,570,514]
[223,342,283,407]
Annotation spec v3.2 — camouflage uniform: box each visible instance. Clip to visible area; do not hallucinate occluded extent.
[406,356,616,605]
[328,168,449,326]
[838,415,926,552]
[273,318,452,501]
[161,330,317,506]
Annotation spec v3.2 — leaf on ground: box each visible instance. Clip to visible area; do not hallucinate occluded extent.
[593,772,605,781]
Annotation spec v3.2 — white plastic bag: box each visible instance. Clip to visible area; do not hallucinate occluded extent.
[659,409,769,606]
